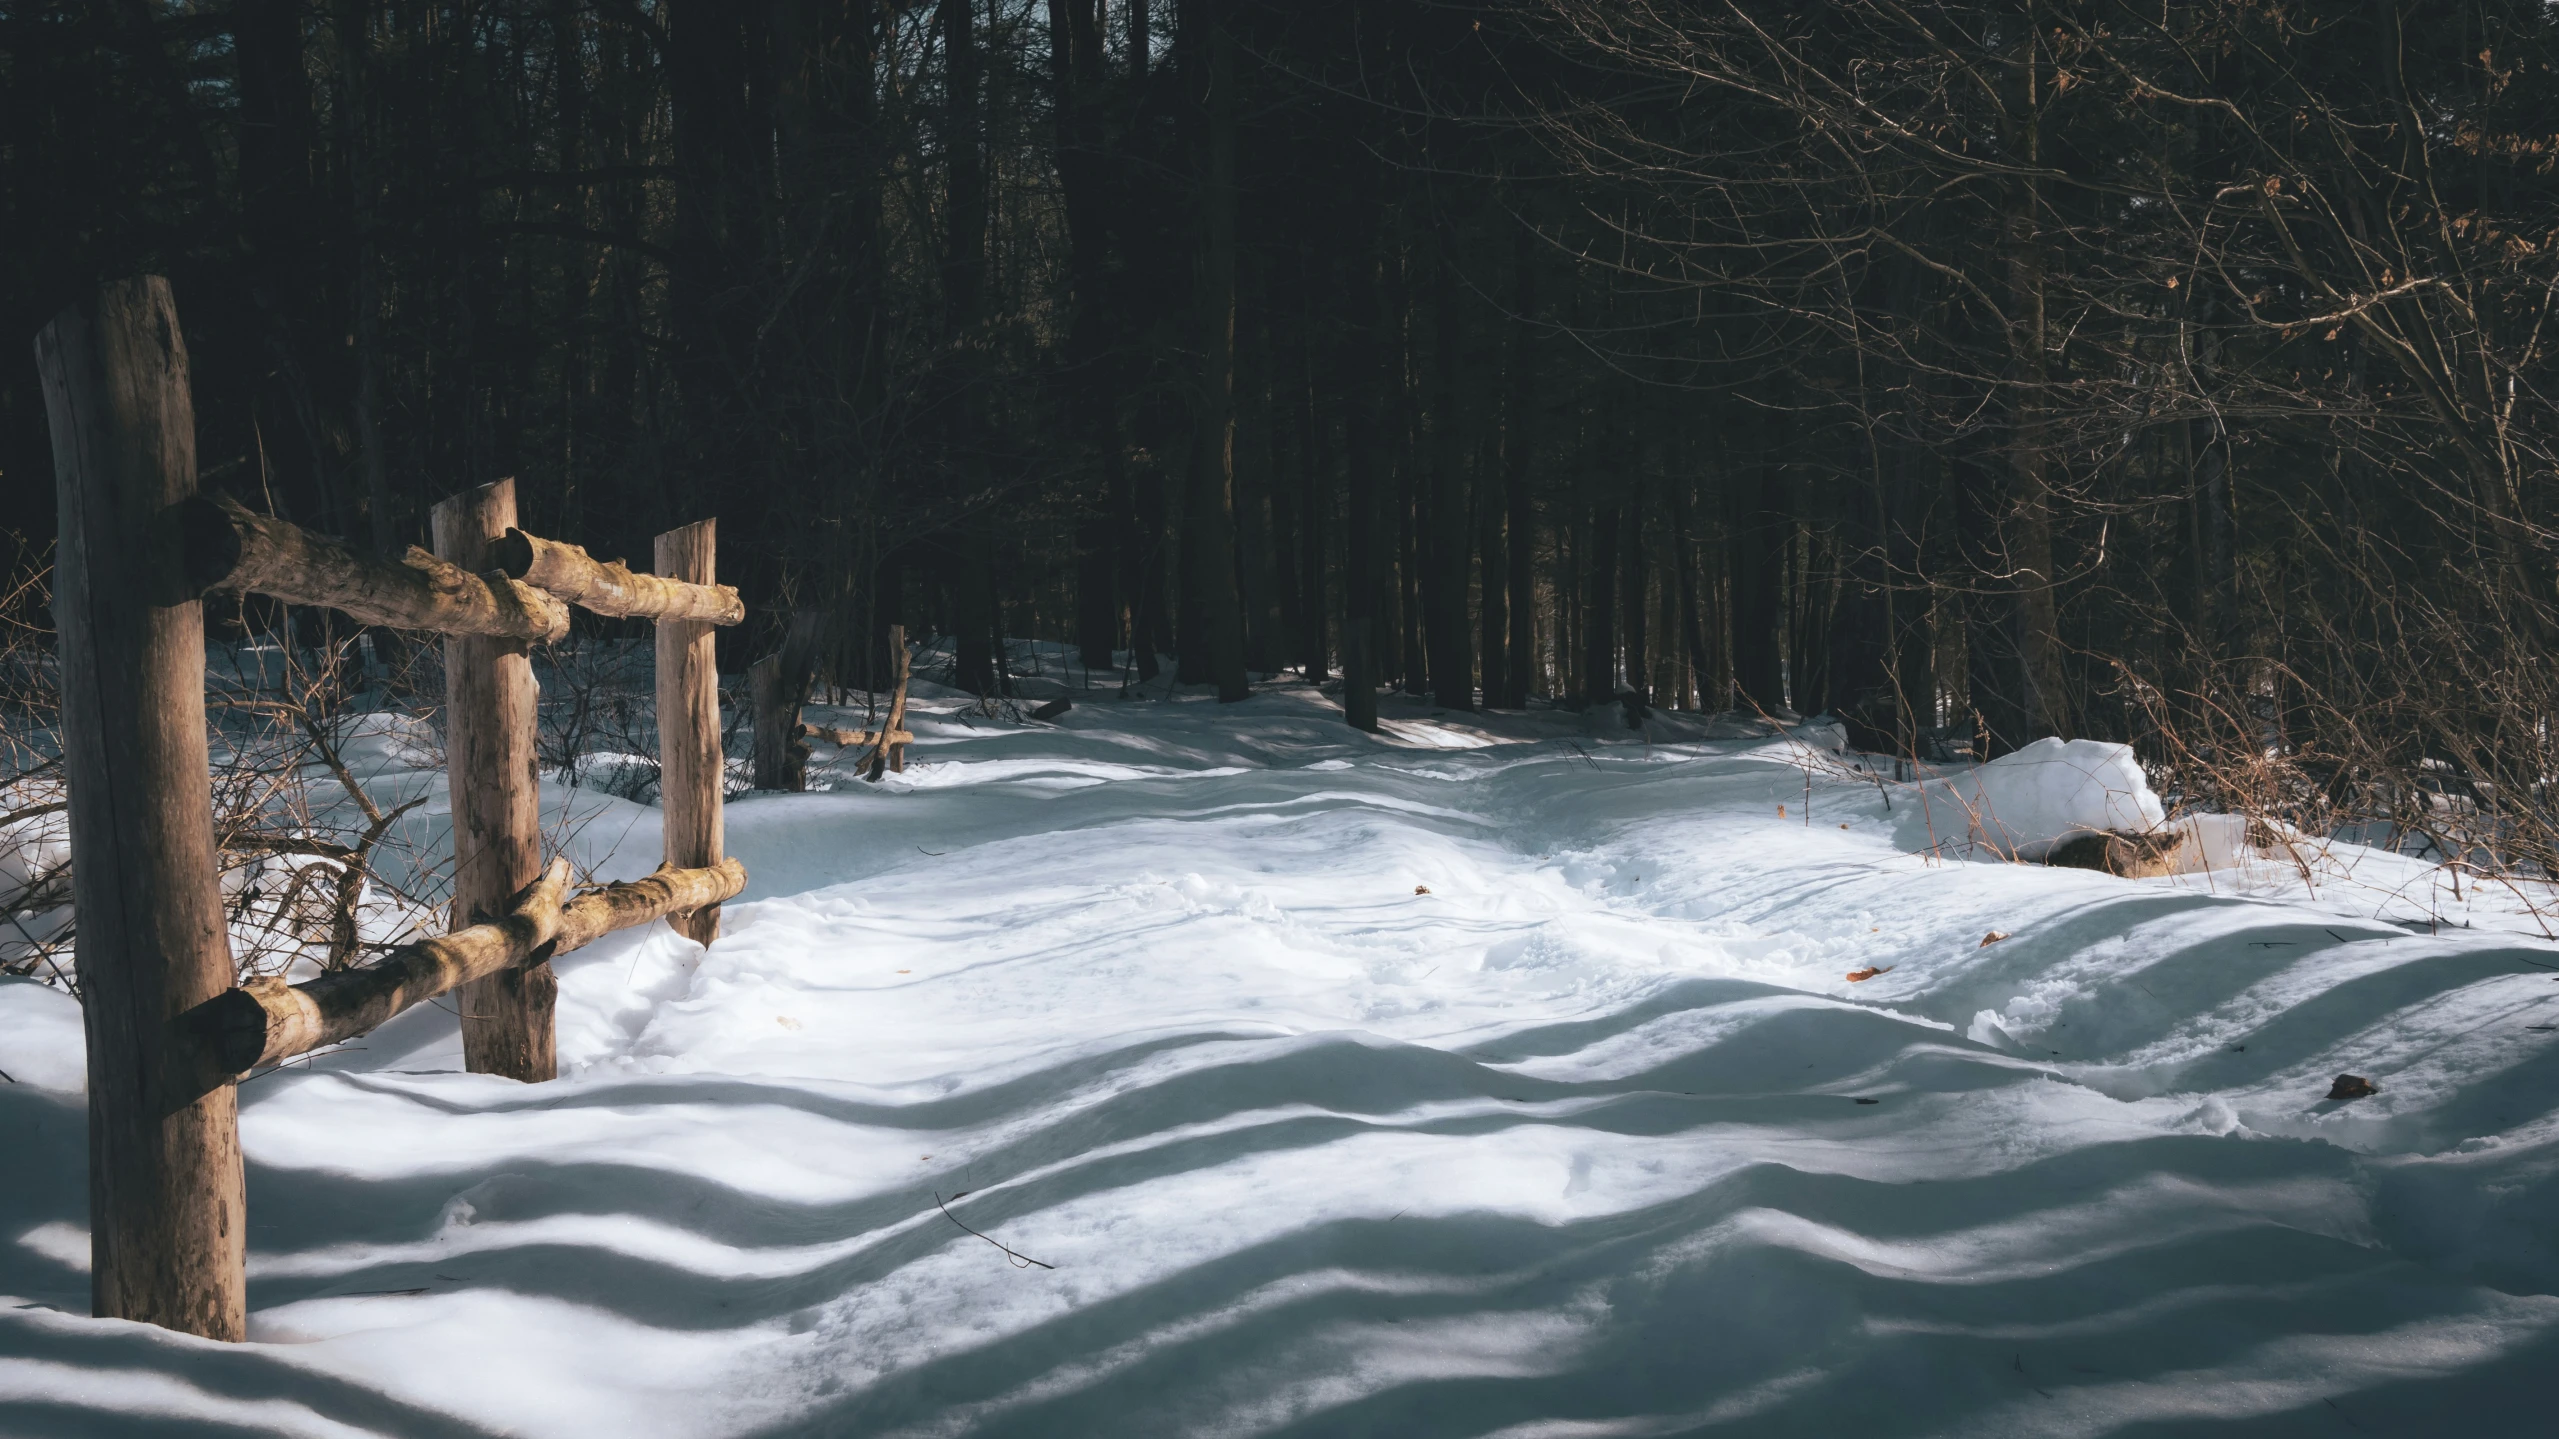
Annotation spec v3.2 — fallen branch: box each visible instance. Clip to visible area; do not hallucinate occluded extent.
[178,492,569,642]
[933,1191,1055,1270]
[801,722,916,748]
[489,528,744,624]
[192,854,746,1072]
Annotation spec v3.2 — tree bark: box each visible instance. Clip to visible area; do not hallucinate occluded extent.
[182,492,571,641]
[750,609,823,789]
[1235,255,1281,675]
[1181,0,1250,702]
[1583,497,1619,706]
[433,480,555,1081]
[39,276,247,1342]
[492,528,744,623]
[1505,234,1537,705]
[1427,235,1474,710]
[656,520,725,944]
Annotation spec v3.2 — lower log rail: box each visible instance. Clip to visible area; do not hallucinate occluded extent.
[193,856,746,1073]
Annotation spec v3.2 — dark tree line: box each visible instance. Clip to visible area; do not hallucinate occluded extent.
[10,2,2559,855]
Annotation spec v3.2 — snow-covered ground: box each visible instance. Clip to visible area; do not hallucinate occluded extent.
[5,668,2557,1436]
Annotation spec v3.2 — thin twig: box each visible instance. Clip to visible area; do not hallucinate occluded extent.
[933,1191,1055,1270]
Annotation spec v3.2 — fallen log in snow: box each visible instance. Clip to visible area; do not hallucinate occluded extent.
[192,855,746,1073]
[801,722,916,748]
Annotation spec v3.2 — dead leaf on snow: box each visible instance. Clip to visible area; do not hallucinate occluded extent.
[1846,965,1894,982]
[1981,930,2011,947]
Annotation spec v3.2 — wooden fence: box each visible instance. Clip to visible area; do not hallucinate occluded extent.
[38,277,748,1340]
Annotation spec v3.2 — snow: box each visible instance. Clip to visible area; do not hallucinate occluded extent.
[5,667,2558,1435]
[1898,735,2168,862]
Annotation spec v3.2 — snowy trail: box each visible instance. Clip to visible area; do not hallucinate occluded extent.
[5,681,2557,1436]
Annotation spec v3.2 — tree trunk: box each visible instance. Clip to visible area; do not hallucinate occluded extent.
[1427,235,1474,709]
[1235,256,1281,675]
[1728,415,1786,714]
[1296,288,1330,682]
[433,480,556,1082]
[1619,488,1648,711]
[1180,0,1249,702]
[39,277,247,1341]
[1341,247,1384,732]
[751,610,823,790]
[1584,497,1619,706]
[2005,19,2069,741]
[656,520,726,945]
[1505,238,1538,705]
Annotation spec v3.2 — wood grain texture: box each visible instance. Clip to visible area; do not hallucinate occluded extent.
[38,276,247,1340]
[656,520,724,944]
[180,492,570,640]
[490,527,744,624]
[195,857,745,1071]
[432,480,556,1081]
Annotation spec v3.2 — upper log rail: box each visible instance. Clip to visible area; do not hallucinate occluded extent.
[490,528,745,625]
[194,855,747,1073]
[178,491,570,642]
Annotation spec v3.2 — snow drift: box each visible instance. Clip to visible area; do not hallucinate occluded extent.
[2,668,2554,1436]
[1897,734,2169,861]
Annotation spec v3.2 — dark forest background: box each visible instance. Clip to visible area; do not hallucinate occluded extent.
[10,1,2559,856]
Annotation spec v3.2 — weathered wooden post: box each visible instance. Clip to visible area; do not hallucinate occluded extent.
[37,276,246,1339]
[431,480,553,1081]
[657,521,723,943]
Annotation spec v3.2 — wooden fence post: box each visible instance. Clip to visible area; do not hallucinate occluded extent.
[37,276,246,1339]
[657,520,723,943]
[431,480,554,1082]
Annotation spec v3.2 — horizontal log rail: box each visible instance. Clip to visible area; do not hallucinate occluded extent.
[179,492,570,642]
[490,528,745,624]
[802,722,916,747]
[192,855,746,1073]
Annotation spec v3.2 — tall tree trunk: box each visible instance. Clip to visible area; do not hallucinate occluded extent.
[1427,233,1475,709]
[1619,485,1648,711]
[1478,357,1510,708]
[940,0,996,695]
[1052,0,1121,670]
[1505,233,1538,704]
[1297,281,1331,681]
[1584,495,1619,706]
[1234,254,1282,673]
[2004,13,2069,740]
[1178,0,1249,700]
[1728,412,1786,713]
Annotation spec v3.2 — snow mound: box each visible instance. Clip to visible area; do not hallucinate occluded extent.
[1900,736,2167,861]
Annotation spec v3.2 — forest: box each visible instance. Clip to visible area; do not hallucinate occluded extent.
[10,0,2559,852]
[10,3,2559,1428]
